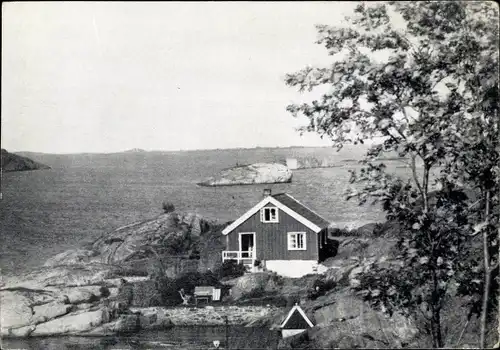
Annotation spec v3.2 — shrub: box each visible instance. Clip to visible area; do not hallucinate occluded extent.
[216,260,247,279]
[154,270,222,306]
[307,278,337,300]
[162,201,175,213]
[99,285,111,298]
[329,227,352,237]
[175,270,220,294]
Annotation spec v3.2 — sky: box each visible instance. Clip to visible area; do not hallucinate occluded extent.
[2,1,359,153]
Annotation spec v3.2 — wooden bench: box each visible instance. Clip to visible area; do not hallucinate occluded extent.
[194,286,221,306]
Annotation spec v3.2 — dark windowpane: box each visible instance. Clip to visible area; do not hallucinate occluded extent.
[264,209,270,221]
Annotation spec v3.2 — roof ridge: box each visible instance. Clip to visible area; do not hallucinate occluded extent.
[283,193,329,223]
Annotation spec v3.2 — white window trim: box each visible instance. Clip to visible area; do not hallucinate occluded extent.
[287,232,306,251]
[260,207,279,223]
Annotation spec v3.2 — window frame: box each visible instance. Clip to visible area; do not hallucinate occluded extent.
[287,232,306,251]
[260,206,279,223]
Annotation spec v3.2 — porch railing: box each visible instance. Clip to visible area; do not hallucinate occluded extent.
[222,250,254,266]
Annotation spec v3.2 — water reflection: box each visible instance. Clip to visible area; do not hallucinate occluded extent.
[3,326,280,350]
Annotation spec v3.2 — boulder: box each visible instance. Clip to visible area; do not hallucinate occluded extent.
[0,292,33,334]
[32,302,72,324]
[230,273,273,300]
[31,310,104,336]
[66,289,98,304]
[198,163,292,186]
[44,249,97,267]
[179,213,206,236]
[7,325,36,337]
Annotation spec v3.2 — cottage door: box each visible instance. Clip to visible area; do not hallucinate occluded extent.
[240,233,255,258]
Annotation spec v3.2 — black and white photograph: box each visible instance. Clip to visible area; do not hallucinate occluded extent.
[1,1,499,349]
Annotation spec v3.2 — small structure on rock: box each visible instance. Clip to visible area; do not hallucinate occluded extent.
[280,303,314,338]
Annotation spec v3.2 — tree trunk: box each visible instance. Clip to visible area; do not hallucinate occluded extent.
[480,190,491,348]
[430,306,443,348]
[434,309,443,348]
[430,263,444,348]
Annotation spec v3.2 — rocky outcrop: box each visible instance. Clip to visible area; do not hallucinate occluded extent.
[302,288,418,348]
[1,149,50,172]
[198,163,292,186]
[0,264,123,338]
[0,264,280,339]
[0,211,252,339]
[44,212,215,278]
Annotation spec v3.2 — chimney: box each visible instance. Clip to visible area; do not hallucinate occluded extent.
[263,189,272,197]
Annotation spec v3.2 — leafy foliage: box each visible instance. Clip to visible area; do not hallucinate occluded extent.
[216,260,248,279]
[155,270,222,306]
[162,201,175,213]
[285,1,498,347]
[307,278,337,300]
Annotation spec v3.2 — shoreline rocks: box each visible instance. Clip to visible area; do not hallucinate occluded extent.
[198,163,292,186]
[0,263,283,339]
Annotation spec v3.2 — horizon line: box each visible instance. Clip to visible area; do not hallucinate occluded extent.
[6,144,365,156]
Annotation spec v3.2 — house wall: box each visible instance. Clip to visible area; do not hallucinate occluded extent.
[226,204,319,261]
[265,260,319,278]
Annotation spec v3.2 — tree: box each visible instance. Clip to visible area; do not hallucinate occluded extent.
[428,3,499,347]
[285,1,499,347]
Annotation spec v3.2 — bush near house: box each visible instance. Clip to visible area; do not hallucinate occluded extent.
[216,260,248,280]
[153,270,224,306]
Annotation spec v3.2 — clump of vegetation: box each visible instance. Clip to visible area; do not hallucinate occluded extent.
[307,278,337,300]
[162,201,175,213]
[285,1,498,347]
[154,270,223,306]
[216,260,248,280]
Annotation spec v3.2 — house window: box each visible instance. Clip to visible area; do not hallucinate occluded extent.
[288,232,306,250]
[260,207,279,223]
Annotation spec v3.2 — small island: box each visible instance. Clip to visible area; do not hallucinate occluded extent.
[123,148,147,153]
[198,162,292,186]
[1,149,50,172]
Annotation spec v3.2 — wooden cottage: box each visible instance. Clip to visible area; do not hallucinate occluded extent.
[280,303,314,338]
[221,189,330,277]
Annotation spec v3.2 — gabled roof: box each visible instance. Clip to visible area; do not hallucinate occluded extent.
[221,193,330,235]
[272,193,330,229]
[280,304,314,329]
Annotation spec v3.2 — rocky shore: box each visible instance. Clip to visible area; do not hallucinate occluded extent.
[0,212,284,339]
[1,211,484,348]
[0,264,282,338]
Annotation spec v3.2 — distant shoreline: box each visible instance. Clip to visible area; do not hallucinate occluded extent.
[11,145,366,156]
